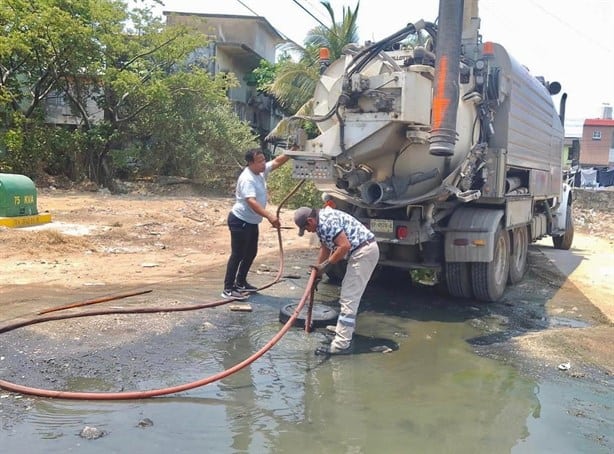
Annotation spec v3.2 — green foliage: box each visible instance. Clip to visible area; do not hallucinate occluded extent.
[410,269,439,286]
[267,164,322,209]
[254,1,362,118]
[304,1,360,61]
[265,60,319,115]
[0,0,255,187]
[0,113,85,178]
[126,69,257,187]
[250,59,279,90]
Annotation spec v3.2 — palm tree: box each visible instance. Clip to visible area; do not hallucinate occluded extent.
[266,1,360,123]
[303,1,360,63]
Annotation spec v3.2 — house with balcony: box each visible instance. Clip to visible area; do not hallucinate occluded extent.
[164,12,289,143]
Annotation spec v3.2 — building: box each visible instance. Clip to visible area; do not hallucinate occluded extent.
[563,118,583,170]
[44,85,104,127]
[580,105,614,167]
[164,12,289,142]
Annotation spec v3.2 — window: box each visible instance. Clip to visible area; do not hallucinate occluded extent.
[592,130,601,140]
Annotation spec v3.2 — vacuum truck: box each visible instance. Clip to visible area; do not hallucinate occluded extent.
[282,0,573,302]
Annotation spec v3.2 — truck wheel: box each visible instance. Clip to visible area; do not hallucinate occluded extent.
[471,225,510,302]
[553,203,574,250]
[508,226,528,285]
[325,260,347,284]
[445,262,473,298]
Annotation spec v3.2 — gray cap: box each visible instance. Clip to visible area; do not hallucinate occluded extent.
[294,207,314,236]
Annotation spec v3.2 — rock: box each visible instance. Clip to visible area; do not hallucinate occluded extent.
[370,345,393,353]
[229,304,253,312]
[79,426,107,439]
[137,418,154,428]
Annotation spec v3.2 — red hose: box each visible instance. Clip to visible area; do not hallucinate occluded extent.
[37,289,153,315]
[305,285,315,333]
[0,180,317,400]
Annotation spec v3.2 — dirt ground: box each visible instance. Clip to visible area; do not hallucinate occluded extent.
[1,183,613,376]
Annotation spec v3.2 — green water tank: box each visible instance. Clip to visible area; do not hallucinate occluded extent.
[0,173,39,217]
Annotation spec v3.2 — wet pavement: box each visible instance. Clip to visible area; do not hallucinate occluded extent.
[0,252,612,453]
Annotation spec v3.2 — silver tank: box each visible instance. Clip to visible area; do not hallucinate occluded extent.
[299,41,563,207]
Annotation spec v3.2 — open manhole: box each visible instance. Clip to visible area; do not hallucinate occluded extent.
[279,303,339,328]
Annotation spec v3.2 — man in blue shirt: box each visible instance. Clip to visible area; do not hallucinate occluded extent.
[294,206,379,355]
[221,148,289,300]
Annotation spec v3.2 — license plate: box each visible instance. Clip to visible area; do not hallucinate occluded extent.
[370,219,393,233]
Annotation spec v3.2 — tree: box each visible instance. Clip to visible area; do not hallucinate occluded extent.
[303,1,360,62]
[0,0,256,187]
[123,68,256,184]
[0,0,119,174]
[259,1,360,115]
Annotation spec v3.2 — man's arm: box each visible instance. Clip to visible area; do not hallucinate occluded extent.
[317,244,331,264]
[329,232,351,263]
[246,197,280,228]
[317,232,350,268]
[270,154,289,171]
[312,232,350,276]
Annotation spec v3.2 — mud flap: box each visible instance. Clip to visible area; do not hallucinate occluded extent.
[444,208,505,262]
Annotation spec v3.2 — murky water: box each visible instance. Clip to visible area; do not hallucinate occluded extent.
[1,261,611,453]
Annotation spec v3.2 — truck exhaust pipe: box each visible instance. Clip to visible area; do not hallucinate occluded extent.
[361,181,396,204]
[429,0,464,157]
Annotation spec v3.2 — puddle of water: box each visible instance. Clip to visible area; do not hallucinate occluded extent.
[549,316,591,328]
[513,379,613,453]
[0,265,611,453]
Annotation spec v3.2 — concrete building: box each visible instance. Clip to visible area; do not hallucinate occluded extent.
[44,80,104,126]
[164,12,289,142]
[580,105,614,167]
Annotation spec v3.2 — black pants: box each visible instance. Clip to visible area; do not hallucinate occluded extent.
[223,212,259,290]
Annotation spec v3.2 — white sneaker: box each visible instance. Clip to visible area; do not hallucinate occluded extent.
[221,289,249,300]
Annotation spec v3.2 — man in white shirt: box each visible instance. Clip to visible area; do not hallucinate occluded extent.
[221,148,289,300]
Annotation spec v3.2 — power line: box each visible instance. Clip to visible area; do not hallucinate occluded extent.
[301,0,333,24]
[290,0,331,32]
[232,0,295,42]
[527,0,613,55]
[234,0,259,17]
[231,0,334,44]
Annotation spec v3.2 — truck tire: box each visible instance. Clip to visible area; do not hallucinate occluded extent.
[508,226,528,285]
[471,225,510,302]
[445,262,473,298]
[553,203,574,250]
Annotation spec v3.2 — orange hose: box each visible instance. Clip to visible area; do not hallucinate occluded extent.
[305,285,315,333]
[38,290,153,315]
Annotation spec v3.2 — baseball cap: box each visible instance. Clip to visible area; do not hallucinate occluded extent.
[294,207,314,236]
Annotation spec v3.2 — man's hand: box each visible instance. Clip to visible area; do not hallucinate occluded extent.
[267,214,281,229]
[310,259,331,277]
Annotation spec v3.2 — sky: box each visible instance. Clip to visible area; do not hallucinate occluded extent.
[152,0,614,132]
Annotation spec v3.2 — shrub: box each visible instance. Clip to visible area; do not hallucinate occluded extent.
[268,164,322,209]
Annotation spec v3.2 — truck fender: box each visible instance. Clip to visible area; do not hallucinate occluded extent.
[553,183,573,231]
[444,208,505,262]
